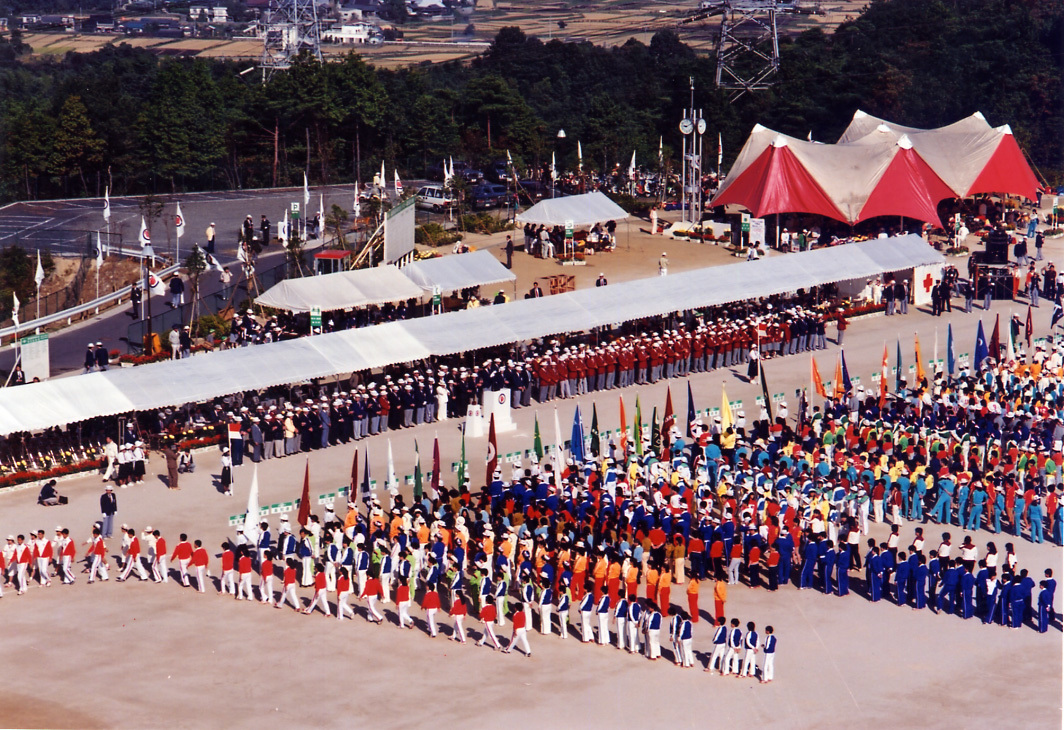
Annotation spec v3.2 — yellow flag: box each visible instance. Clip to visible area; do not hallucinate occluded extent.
[721,384,734,430]
[914,333,926,383]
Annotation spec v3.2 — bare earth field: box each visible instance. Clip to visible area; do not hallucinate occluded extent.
[21,1,869,68]
[0,208,1061,728]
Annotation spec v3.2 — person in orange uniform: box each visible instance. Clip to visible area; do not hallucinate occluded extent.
[592,550,608,602]
[687,576,701,623]
[713,578,728,622]
[657,565,672,614]
[625,559,640,598]
[572,550,588,601]
[607,557,622,605]
[645,563,660,605]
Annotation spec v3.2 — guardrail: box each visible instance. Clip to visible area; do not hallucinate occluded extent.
[0,263,183,345]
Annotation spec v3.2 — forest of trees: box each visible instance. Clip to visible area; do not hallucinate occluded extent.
[0,0,1060,203]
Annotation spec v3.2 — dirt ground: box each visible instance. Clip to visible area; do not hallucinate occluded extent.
[0,204,1060,729]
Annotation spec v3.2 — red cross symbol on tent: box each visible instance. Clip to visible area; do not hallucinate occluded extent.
[922,273,934,293]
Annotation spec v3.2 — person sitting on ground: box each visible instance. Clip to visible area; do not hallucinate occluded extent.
[38,479,61,507]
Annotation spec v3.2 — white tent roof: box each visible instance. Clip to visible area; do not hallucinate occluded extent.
[255,265,424,313]
[401,250,515,293]
[515,191,629,227]
[0,235,940,435]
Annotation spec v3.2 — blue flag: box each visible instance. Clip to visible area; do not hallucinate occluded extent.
[686,381,696,438]
[1052,298,1063,329]
[841,350,852,394]
[946,323,956,376]
[974,320,989,370]
[570,405,585,463]
[895,339,904,390]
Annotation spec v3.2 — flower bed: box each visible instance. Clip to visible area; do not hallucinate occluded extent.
[0,459,105,489]
[119,342,217,366]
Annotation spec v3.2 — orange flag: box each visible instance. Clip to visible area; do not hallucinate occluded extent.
[879,343,889,407]
[914,333,926,383]
[811,355,827,399]
[618,396,628,457]
[832,354,845,400]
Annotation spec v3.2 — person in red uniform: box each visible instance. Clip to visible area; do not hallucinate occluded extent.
[60,528,77,584]
[171,533,193,587]
[152,530,168,583]
[336,566,354,620]
[259,550,275,604]
[303,561,330,615]
[450,589,469,643]
[503,605,532,657]
[362,569,383,623]
[477,598,502,649]
[32,530,53,587]
[118,528,148,581]
[236,547,254,600]
[277,558,300,610]
[84,529,108,585]
[421,572,441,638]
[219,542,236,595]
[190,540,209,593]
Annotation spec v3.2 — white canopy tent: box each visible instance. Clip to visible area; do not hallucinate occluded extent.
[401,250,515,293]
[255,265,423,313]
[515,191,629,227]
[0,235,941,435]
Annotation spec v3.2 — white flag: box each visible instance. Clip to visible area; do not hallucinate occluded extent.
[628,150,636,178]
[95,231,104,266]
[717,132,723,168]
[174,203,185,238]
[303,171,310,210]
[277,216,288,246]
[34,250,45,289]
[394,169,403,197]
[552,407,564,483]
[241,465,260,542]
[198,245,224,272]
[103,186,111,222]
[380,161,386,193]
[387,438,398,496]
[442,158,451,186]
[319,192,325,222]
[147,270,166,296]
[138,216,150,247]
[577,141,583,173]
[12,292,19,321]
[551,151,557,182]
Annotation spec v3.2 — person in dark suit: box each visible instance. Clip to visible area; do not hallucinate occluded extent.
[529,282,543,298]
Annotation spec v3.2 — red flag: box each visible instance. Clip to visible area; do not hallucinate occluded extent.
[879,343,889,408]
[661,386,675,459]
[1025,305,1033,348]
[811,355,827,399]
[297,458,311,527]
[833,354,845,401]
[618,397,628,458]
[431,437,441,497]
[485,412,498,486]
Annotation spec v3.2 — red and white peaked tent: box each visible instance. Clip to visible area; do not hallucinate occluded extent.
[712,111,1039,226]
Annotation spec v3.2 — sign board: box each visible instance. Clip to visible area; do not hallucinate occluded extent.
[310,306,322,330]
[291,202,300,213]
[564,219,574,240]
[740,212,751,233]
[749,217,765,245]
[19,333,49,382]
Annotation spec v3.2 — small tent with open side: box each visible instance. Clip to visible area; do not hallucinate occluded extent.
[515,191,629,228]
[255,265,423,313]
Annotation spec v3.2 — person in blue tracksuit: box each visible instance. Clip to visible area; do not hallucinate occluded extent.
[706,616,728,673]
[966,483,987,531]
[837,542,850,596]
[984,569,1002,625]
[800,537,816,589]
[1028,498,1044,543]
[938,558,959,614]
[913,553,928,609]
[867,546,882,602]
[930,473,955,524]
[959,565,975,618]
[992,490,1006,534]
[927,553,941,609]
[823,542,837,596]
[1038,580,1052,633]
[1008,576,1026,629]
[956,479,970,527]
[777,532,794,587]
[894,551,909,606]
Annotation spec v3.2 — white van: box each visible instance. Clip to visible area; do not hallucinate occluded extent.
[416,185,455,212]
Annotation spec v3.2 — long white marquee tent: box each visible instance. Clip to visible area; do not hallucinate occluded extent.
[401,250,515,293]
[0,235,941,435]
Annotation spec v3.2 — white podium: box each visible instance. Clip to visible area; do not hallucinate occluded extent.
[465,404,484,438]
[482,390,517,433]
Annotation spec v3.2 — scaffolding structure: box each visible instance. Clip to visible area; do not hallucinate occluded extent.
[260,0,323,80]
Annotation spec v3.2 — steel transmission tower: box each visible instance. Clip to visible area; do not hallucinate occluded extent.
[711,0,780,101]
[260,0,323,80]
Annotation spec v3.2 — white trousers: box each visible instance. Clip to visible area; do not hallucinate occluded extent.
[615,617,627,650]
[741,649,758,677]
[647,629,661,659]
[540,606,553,636]
[581,611,594,642]
[763,653,775,681]
[597,613,610,644]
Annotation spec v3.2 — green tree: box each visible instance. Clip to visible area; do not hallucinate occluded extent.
[2,103,55,198]
[50,95,105,194]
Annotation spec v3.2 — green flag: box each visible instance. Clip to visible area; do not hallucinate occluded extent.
[534,413,544,461]
[634,396,644,457]
[457,430,467,487]
[650,406,660,455]
[413,440,423,502]
[590,403,600,457]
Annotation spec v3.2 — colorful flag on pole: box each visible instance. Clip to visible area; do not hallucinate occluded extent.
[974,320,989,369]
[533,413,543,461]
[914,333,926,383]
[650,407,660,455]
[350,449,359,500]
[1025,305,1033,348]
[989,314,1001,361]
[686,381,696,438]
[879,343,889,408]
[618,397,628,458]
[138,217,150,247]
[361,447,371,505]
[570,405,585,463]
[590,404,600,458]
[486,413,498,486]
[760,362,773,421]
[721,385,733,431]
[95,231,104,267]
[103,186,110,222]
[297,458,311,526]
[431,437,440,498]
[811,355,827,398]
[662,387,675,455]
[394,169,403,197]
[174,203,185,239]
[833,354,845,401]
[895,339,904,390]
[947,323,956,376]
[413,440,423,503]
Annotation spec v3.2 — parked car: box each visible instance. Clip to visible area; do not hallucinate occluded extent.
[515,179,547,203]
[415,185,455,212]
[486,160,513,184]
[425,160,483,183]
[469,183,512,210]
